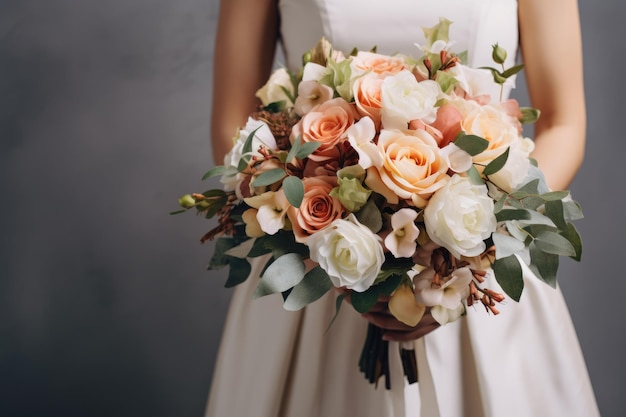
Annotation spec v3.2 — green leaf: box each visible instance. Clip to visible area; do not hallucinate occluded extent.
[514,179,540,195]
[202,165,238,180]
[495,208,531,222]
[561,223,583,262]
[467,165,484,185]
[325,293,348,333]
[483,147,510,176]
[283,176,305,208]
[286,135,302,164]
[209,236,249,270]
[544,200,567,230]
[169,209,187,215]
[528,242,559,288]
[254,253,306,298]
[493,193,507,213]
[296,141,322,159]
[435,70,458,93]
[534,231,576,257]
[519,107,541,124]
[492,254,524,302]
[492,232,525,259]
[355,197,383,234]
[247,237,273,257]
[423,17,452,45]
[251,168,286,187]
[351,274,402,314]
[201,189,228,198]
[261,230,309,258]
[540,190,570,201]
[501,64,525,78]
[242,126,262,154]
[224,257,252,288]
[563,199,584,221]
[283,266,334,311]
[454,134,489,156]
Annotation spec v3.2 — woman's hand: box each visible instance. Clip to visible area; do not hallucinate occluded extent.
[362,295,440,342]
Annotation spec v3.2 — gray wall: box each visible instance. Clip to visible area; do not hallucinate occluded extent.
[1,1,624,416]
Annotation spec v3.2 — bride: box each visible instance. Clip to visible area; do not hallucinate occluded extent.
[205,0,600,416]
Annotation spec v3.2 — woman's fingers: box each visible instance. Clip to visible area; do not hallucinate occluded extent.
[362,310,441,341]
[383,323,440,342]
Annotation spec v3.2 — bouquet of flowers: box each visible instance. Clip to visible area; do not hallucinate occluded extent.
[174,19,582,389]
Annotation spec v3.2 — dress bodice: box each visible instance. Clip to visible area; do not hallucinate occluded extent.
[278,0,519,71]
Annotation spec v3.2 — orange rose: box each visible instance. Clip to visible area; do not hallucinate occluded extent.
[353,73,385,128]
[365,129,449,208]
[290,98,359,161]
[287,176,346,243]
[351,51,409,76]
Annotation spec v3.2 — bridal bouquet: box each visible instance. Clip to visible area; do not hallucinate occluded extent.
[174,19,582,388]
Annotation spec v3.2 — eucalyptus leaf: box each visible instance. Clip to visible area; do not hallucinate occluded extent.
[201,189,228,198]
[283,176,305,208]
[493,194,507,213]
[561,223,583,262]
[296,141,322,159]
[483,147,510,176]
[247,236,273,257]
[515,179,540,195]
[254,253,306,298]
[467,165,484,185]
[520,107,541,124]
[224,238,256,258]
[209,236,249,270]
[224,257,252,288]
[252,168,286,187]
[492,254,524,302]
[242,126,262,154]
[202,165,238,181]
[505,220,531,243]
[534,231,576,257]
[351,274,402,314]
[286,136,302,164]
[495,208,531,222]
[325,293,348,333]
[528,242,559,288]
[355,197,383,234]
[544,200,567,230]
[516,211,557,228]
[492,232,525,259]
[540,190,570,201]
[169,209,187,215]
[563,199,584,221]
[454,134,489,156]
[284,266,334,311]
[501,64,525,78]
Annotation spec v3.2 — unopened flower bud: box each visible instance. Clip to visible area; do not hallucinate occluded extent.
[491,43,507,64]
[178,194,196,209]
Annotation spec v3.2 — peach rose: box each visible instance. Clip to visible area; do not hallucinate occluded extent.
[350,51,409,76]
[287,176,347,243]
[290,98,359,161]
[365,129,450,208]
[353,73,385,127]
[458,101,521,169]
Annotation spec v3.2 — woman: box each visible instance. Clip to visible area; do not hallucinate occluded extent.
[206,0,599,416]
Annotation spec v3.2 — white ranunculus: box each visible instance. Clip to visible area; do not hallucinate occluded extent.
[380,70,440,129]
[488,137,535,193]
[307,214,384,292]
[221,118,277,191]
[384,208,420,258]
[424,174,496,258]
[255,68,295,107]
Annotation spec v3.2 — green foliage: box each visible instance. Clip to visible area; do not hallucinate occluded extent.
[492,254,524,302]
[454,134,489,156]
[520,107,541,124]
[483,147,510,176]
[283,176,305,208]
[224,257,252,288]
[251,168,286,187]
[283,266,333,311]
[528,242,559,288]
[254,253,306,298]
[351,274,403,314]
[202,165,238,181]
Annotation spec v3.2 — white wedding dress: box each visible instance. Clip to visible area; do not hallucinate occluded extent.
[206,1,600,416]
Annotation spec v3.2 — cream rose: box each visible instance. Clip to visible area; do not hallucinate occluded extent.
[365,129,449,207]
[424,174,496,258]
[290,97,358,161]
[488,136,535,192]
[287,176,346,243]
[307,214,384,292]
[255,68,295,107]
[381,71,441,129]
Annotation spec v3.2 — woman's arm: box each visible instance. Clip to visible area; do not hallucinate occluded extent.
[519,0,586,191]
[211,0,280,164]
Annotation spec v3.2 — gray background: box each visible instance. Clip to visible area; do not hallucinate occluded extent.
[1,0,623,416]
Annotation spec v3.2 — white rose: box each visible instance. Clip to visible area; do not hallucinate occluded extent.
[424,175,496,258]
[255,68,295,107]
[308,214,384,292]
[381,70,440,129]
[450,64,515,103]
[221,118,277,191]
[488,137,535,193]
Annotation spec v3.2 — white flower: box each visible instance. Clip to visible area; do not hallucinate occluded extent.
[255,68,295,107]
[380,70,440,128]
[221,118,277,191]
[302,62,328,82]
[450,64,514,102]
[244,190,290,235]
[424,174,496,258]
[308,214,384,292]
[440,143,473,173]
[346,116,383,169]
[294,80,334,116]
[414,267,472,325]
[384,208,420,258]
[488,137,535,193]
